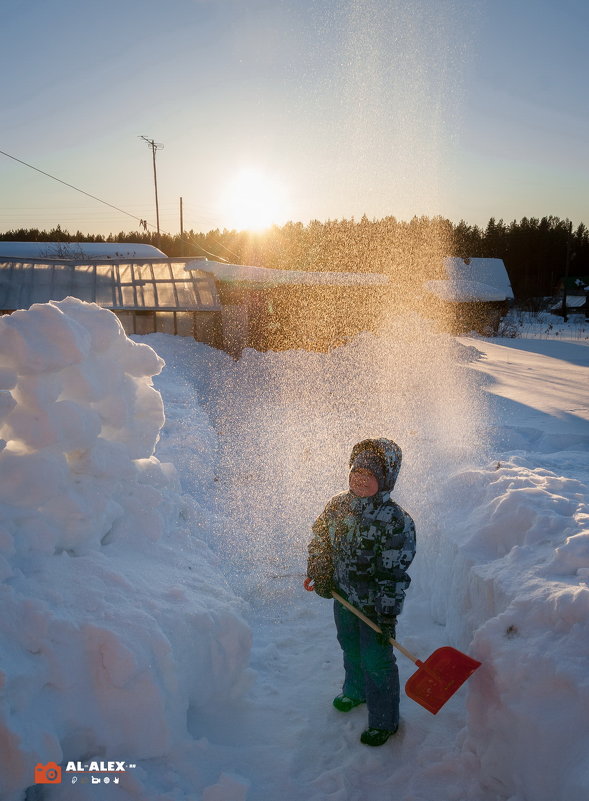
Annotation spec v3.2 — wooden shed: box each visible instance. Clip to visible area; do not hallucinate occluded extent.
[185,260,392,354]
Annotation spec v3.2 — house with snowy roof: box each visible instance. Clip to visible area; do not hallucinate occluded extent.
[424,257,514,333]
[551,275,589,319]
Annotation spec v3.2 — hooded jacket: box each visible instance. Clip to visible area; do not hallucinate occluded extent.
[307,438,416,620]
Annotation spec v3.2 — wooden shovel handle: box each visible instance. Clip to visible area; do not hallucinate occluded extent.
[331,591,422,666]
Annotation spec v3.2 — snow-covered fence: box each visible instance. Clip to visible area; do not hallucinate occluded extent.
[496,308,589,340]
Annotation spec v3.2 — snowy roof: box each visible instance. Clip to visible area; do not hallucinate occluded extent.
[0,259,220,311]
[185,260,390,288]
[550,295,586,310]
[0,241,166,260]
[425,278,510,303]
[425,257,514,302]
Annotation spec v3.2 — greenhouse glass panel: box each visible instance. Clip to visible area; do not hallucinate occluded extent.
[174,278,198,308]
[0,261,29,308]
[71,264,96,302]
[115,311,134,334]
[156,281,177,307]
[118,264,136,307]
[135,311,156,334]
[193,272,216,306]
[55,264,79,301]
[136,264,156,307]
[151,263,172,281]
[176,312,194,336]
[151,263,176,307]
[156,312,175,333]
[95,265,117,306]
[31,264,56,303]
[14,263,34,309]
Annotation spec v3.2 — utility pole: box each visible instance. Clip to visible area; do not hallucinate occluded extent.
[139,136,164,246]
[180,196,184,238]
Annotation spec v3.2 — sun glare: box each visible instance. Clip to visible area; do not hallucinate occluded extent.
[220,168,288,232]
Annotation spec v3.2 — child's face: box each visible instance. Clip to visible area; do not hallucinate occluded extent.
[349,467,379,498]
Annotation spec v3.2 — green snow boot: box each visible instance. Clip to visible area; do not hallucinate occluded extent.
[360,727,398,746]
[332,694,365,712]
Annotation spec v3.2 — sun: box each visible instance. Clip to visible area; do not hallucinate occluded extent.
[220,167,288,232]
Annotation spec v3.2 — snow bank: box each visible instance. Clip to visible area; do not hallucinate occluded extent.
[0,299,251,799]
[430,339,589,801]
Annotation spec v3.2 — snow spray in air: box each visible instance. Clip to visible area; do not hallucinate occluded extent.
[205,0,485,601]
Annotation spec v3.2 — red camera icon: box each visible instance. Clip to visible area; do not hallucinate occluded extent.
[35,762,62,784]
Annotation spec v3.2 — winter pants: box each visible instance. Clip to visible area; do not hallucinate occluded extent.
[333,600,400,731]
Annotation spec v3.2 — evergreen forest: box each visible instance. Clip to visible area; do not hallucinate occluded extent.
[2,215,588,303]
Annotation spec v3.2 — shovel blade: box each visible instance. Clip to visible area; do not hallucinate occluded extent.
[404,646,481,715]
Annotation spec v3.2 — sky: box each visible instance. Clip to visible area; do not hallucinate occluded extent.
[1,0,588,238]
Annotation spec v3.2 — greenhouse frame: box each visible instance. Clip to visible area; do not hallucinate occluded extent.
[0,258,222,343]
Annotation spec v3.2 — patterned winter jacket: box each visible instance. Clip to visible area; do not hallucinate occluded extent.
[307,439,416,620]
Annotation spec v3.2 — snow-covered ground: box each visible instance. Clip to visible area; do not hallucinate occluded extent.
[146,321,589,801]
[1,301,588,800]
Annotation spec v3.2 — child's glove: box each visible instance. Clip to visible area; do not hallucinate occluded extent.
[376,615,397,646]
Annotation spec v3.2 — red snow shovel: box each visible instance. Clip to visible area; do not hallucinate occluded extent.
[304,579,481,715]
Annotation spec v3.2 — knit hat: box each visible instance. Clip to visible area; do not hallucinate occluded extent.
[350,450,386,491]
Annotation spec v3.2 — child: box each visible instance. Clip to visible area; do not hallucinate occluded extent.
[306,438,416,746]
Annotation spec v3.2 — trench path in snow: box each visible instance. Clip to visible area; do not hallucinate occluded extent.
[183,345,485,801]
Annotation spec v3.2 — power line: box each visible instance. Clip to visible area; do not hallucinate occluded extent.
[0,148,147,226]
[0,147,231,262]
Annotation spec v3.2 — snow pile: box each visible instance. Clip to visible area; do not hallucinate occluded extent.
[0,299,251,799]
[440,457,589,801]
[428,339,589,801]
[0,298,167,556]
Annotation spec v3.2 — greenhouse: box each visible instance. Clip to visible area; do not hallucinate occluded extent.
[0,258,222,342]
